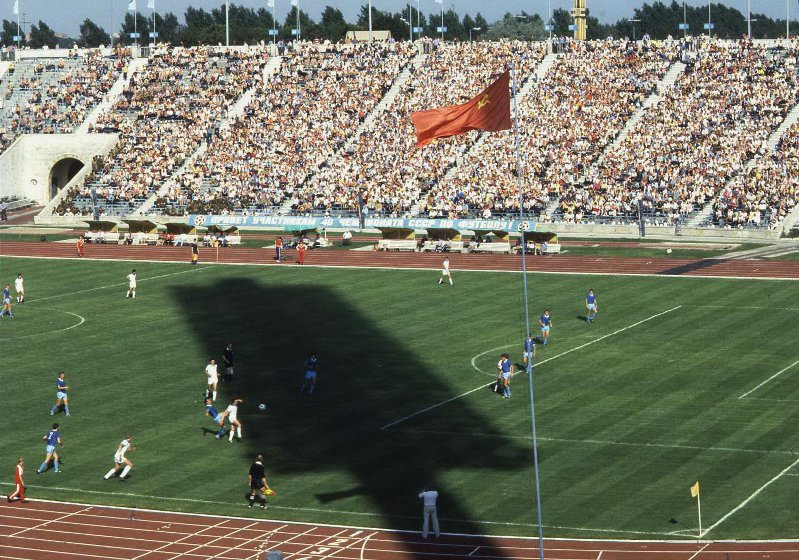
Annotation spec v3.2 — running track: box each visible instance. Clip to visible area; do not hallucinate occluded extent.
[1,241,798,559]
[0,241,798,279]
[1,501,798,560]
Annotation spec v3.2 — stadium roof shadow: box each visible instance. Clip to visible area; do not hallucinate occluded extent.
[173,278,532,557]
[655,257,726,276]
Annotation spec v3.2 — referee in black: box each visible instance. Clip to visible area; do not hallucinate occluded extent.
[222,343,234,383]
[248,454,270,509]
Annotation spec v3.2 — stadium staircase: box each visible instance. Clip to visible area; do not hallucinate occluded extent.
[78,57,148,134]
[136,56,284,216]
[409,53,558,217]
[767,102,799,152]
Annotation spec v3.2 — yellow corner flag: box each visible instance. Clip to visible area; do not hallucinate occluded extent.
[691,481,700,498]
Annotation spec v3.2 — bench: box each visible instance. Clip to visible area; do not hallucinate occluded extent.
[226,235,242,246]
[421,241,465,253]
[542,243,561,255]
[377,239,417,252]
[474,242,512,254]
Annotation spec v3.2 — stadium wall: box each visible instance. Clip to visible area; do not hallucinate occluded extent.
[0,133,118,206]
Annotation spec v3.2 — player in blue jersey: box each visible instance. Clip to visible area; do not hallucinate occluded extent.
[498,354,514,399]
[37,423,63,474]
[0,284,13,318]
[204,397,229,439]
[50,372,70,416]
[523,333,536,367]
[538,309,553,346]
[585,289,598,323]
[301,354,318,396]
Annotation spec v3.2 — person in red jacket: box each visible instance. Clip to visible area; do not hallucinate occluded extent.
[297,241,306,265]
[7,457,26,503]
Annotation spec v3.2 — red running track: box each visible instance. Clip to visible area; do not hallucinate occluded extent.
[2,501,798,560]
[0,241,798,279]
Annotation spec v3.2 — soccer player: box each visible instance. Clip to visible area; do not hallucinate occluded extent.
[226,398,244,442]
[0,284,13,318]
[125,269,137,298]
[301,354,318,396]
[222,343,234,383]
[585,289,598,323]
[205,359,219,401]
[247,454,275,509]
[103,434,135,480]
[7,457,26,503]
[539,309,553,346]
[14,273,24,303]
[438,257,453,286]
[523,333,536,367]
[50,372,70,416]
[205,397,228,439]
[498,353,513,399]
[37,423,63,474]
[76,236,84,257]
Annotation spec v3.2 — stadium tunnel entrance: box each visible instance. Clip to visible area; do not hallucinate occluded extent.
[49,157,85,200]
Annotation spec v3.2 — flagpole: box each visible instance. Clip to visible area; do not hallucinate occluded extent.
[134,4,138,47]
[297,0,301,41]
[152,2,156,46]
[368,0,373,42]
[511,60,546,560]
[16,0,21,49]
[440,0,444,40]
[697,490,703,538]
[225,0,230,47]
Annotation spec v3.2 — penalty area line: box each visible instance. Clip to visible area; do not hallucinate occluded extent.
[380,305,682,430]
[738,359,799,399]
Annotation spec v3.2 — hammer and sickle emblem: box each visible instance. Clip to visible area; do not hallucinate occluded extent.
[477,94,491,109]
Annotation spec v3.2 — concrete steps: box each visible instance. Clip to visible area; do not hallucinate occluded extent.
[78,57,149,134]
[768,101,799,152]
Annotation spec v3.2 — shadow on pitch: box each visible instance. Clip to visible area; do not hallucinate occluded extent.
[173,277,531,557]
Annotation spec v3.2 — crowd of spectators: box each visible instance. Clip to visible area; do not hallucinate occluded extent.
[711,119,799,229]
[576,37,799,226]
[428,39,673,220]
[154,41,415,216]
[0,49,129,152]
[56,46,266,216]
[295,39,544,218]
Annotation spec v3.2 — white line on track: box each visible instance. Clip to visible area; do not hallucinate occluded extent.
[172,520,258,560]
[381,306,682,430]
[9,505,92,537]
[738,359,799,399]
[25,265,213,304]
[700,456,799,537]
[686,543,710,560]
[398,428,795,456]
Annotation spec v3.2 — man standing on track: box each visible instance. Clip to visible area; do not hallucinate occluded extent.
[76,236,84,257]
[275,237,283,262]
[297,240,306,265]
[191,242,199,265]
[7,457,26,503]
[418,485,440,538]
[247,454,275,509]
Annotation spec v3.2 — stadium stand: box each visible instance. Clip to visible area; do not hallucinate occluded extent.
[0,49,129,152]
[54,46,265,217]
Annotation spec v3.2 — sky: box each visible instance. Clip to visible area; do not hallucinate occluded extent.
[1,1,796,38]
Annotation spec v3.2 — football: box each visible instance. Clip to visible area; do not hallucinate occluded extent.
[258,403,267,411]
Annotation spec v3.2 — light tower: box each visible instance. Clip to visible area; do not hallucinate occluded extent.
[571,0,587,41]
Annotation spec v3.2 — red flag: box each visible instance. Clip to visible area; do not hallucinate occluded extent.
[411,70,511,148]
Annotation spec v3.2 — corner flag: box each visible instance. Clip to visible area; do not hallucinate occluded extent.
[690,481,700,498]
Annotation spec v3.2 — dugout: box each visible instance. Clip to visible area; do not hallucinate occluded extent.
[123,219,159,234]
[83,219,120,244]
[376,226,416,251]
[470,228,512,254]
[283,225,329,248]
[165,222,197,235]
[420,227,462,252]
[518,231,560,255]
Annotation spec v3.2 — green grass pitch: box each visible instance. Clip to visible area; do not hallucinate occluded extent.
[0,255,797,540]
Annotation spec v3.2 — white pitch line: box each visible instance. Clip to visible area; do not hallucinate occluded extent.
[381,306,682,430]
[26,265,213,304]
[738,359,799,399]
[0,307,85,340]
[700,456,799,537]
[696,305,799,311]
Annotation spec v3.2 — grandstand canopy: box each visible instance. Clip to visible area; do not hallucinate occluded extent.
[123,219,159,233]
[165,222,197,234]
[472,229,510,241]
[425,228,461,241]
[526,231,559,244]
[207,224,239,233]
[377,227,415,240]
[83,220,118,232]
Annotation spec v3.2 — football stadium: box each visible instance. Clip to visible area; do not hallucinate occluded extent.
[1,0,798,558]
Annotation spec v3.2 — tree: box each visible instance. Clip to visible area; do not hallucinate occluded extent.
[78,18,111,47]
[1,19,24,47]
[120,12,152,45]
[551,8,573,36]
[152,12,181,44]
[320,6,347,42]
[29,20,58,49]
[282,8,319,41]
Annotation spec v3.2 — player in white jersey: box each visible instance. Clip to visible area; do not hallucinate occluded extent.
[103,435,135,480]
[226,398,244,442]
[205,359,219,402]
[125,269,137,298]
[438,257,453,286]
[14,274,24,303]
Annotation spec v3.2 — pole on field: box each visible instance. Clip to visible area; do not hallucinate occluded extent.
[511,60,546,560]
